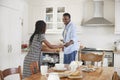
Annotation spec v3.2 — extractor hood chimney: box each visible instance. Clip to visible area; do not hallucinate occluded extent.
[83,0,113,26]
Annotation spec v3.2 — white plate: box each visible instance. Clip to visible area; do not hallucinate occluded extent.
[81,67,96,72]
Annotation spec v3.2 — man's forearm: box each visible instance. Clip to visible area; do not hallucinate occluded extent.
[64,40,74,47]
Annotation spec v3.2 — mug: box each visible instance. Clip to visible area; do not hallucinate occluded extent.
[40,65,48,75]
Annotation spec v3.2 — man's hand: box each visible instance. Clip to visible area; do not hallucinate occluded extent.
[64,40,74,47]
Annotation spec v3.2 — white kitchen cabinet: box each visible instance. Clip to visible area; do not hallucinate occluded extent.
[115,0,120,34]
[114,53,120,67]
[0,3,21,70]
[45,7,65,33]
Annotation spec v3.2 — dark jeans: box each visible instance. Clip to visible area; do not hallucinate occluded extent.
[64,51,77,64]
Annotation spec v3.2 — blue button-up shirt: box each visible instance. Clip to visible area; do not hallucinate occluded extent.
[62,21,79,54]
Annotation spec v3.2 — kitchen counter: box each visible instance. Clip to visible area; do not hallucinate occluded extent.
[81,47,113,52]
[114,50,120,54]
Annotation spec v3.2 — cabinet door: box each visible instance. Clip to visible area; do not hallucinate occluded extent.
[8,9,21,67]
[45,7,65,33]
[115,0,120,34]
[0,6,10,69]
[0,5,21,69]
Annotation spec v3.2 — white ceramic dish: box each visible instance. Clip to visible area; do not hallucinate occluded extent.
[81,67,96,72]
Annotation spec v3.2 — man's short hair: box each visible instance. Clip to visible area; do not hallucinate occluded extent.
[63,13,71,19]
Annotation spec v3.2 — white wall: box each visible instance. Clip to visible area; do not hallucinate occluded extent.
[79,26,120,49]
[23,0,120,50]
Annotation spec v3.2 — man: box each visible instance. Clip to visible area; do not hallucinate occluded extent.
[62,13,79,64]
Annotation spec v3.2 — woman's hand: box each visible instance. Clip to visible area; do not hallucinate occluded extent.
[58,43,64,48]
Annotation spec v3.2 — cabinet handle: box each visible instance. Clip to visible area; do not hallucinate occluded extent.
[8,45,12,53]
[10,45,12,53]
[8,45,10,53]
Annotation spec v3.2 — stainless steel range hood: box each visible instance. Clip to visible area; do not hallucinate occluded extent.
[83,0,114,26]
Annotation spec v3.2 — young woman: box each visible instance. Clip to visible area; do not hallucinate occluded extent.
[23,20,63,78]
